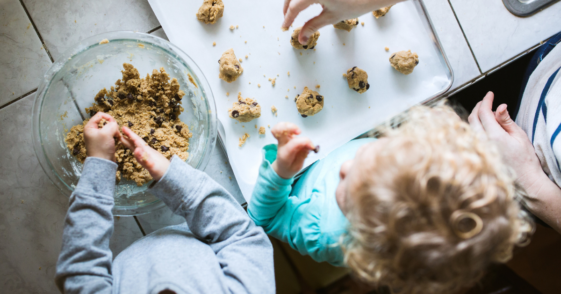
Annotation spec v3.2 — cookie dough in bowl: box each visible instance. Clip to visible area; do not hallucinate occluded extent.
[32,31,217,216]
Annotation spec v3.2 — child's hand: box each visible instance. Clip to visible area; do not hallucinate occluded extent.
[84,112,121,162]
[119,126,170,181]
[282,0,402,44]
[271,122,316,179]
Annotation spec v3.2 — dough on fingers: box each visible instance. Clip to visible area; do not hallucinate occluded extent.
[196,0,224,24]
[333,18,359,32]
[290,27,320,50]
[219,49,243,82]
[389,50,419,75]
[373,6,392,18]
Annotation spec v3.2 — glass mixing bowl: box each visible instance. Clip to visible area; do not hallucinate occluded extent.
[32,31,217,216]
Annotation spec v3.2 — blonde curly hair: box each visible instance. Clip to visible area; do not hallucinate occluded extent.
[342,103,533,294]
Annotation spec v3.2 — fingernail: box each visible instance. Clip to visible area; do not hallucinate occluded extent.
[301,36,308,44]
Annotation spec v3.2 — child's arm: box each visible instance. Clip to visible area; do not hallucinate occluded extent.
[248,123,315,240]
[55,113,122,293]
[120,127,275,294]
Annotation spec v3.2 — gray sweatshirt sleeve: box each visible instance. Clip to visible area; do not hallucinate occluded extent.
[150,156,275,294]
[55,157,117,294]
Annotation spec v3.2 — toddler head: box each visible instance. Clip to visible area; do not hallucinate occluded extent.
[337,104,533,294]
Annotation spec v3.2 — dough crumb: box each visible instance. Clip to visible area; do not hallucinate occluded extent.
[245,41,247,44]
[343,43,346,46]
[259,126,266,135]
[361,22,365,26]
[226,92,229,96]
[285,95,288,98]
[99,39,109,45]
[268,124,271,128]
[294,86,296,89]
[245,55,248,59]
[239,58,242,63]
[315,85,320,89]
[373,6,392,18]
[281,27,288,31]
[385,47,389,52]
[271,106,278,116]
[288,71,290,76]
[213,42,216,46]
[343,73,347,78]
[230,25,235,30]
[263,26,265,28]
[254,124,258,129]
[271,78,276,86]
[236,25,239,29]
[300,52,303,56]
[239,133,250,147]
[188,73,198,88]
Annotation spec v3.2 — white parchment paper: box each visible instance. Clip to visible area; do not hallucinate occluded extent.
[148,0,452,201]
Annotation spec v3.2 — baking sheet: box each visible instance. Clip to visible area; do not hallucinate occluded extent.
[148,0,453,202]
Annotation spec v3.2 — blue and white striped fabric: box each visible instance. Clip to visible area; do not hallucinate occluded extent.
[517,45,561,187]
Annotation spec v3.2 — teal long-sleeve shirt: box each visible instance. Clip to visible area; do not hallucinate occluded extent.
[248,138,376,266]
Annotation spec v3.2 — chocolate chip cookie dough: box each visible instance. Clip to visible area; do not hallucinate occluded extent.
[373,6,392,18]
[295,87,324,117]
[196,0,224,24]
[65,63,193,186]
[333,18,359,32]
[290,27,320,50]
[219,49,243,83]
[229,93,261,122]
[346,66,370,93]
[390,50,419,75]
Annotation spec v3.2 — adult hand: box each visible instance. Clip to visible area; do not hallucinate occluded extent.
[271,122,316,179]
[84,112,121,162]
[282,0,402,44]
[119,126,170,181]
[468,92,544,190]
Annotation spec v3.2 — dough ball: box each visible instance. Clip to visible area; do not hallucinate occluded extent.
[333,18,359,32]
[389,50,419,75]
[295,87,324,117]
[346,67,370,94]
[219,49,243,83]
[290,27,320,50]
[373,6,392,18]
[229,93,261,122]
[196,0,224,24]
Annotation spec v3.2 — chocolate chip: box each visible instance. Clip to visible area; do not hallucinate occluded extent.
[354,88,360,92]
[155,116,163,126]
[359,81,365,88]
[150,138,157,145]
[301,114,308,118]
[161,146,169,152]
[157,108,163,113]
[128,121,133,127]
[415,60,419,65]
[310,46,314,49]
[173,105,180,113]
[313,145,320,153]
[252,102,258,106]
[303,45,308,49]
[89,110,97,117]
[308,94,313,99]
[108,99,114,106]
[391,54,396,59]
[143,136,149,141]
[150,128,155,135]
[355,20,359,25]
[218,59,221,63]
[352,72,356,78]
[294,97,297,102]
[232,110,240,118]
[72,146,79,155]
[127,93,134,100]
[238,101,246,105]
[175,93,182,100]
[351,66,357,71]
[366,83,370,90]
[235,65,240,70]
[118,92,126,99]
[291,37,294,40]
[148,101,155,107]
[316,95,323,102]
[103,122,107,126]
[341,20,345,23]
[169,114,176,121]
[175,125,182,132]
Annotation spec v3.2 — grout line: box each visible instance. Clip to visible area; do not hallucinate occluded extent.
[19,0,55,63]
[133,216,147,236]
[0,89,37,110]
[447,0,483,74]
[146,26,162,34]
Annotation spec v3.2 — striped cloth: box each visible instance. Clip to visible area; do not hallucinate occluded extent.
[516,45,561,187]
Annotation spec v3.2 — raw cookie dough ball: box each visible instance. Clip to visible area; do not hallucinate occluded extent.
[295,87,324,117]
[389,50,419,75]
[196,0,224,24]
[346,66,370,94]
[373,6,392,18]
[219,49,243,83]
[290,27,320,50]
[229,93,261,122]
[333,18,359,32]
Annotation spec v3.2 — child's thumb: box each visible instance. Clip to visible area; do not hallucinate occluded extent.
[495,104,517,133]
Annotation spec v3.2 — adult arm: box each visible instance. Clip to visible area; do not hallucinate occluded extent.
[468,92,561,233]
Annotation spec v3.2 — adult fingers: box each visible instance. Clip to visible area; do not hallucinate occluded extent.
[468,101,485,134]
[283,0,318,30]
[272,122,301,146]
[495,104,519,134]
[477,92,505,134]
[299,10,335,44]
[283,0,291,16]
